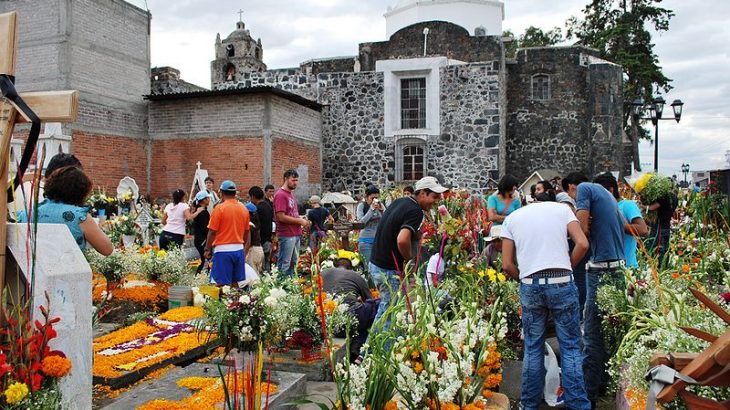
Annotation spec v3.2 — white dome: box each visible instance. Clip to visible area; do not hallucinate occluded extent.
[385,0,504,38]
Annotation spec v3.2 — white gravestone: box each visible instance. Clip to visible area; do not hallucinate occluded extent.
[6,224,92,410]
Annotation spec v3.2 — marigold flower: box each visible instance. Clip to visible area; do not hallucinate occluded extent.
[4,382,29,405]
[41,355,72,378]
[384,400,399,410]
[681,264,690,273]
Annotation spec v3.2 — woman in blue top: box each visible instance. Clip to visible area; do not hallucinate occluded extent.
[356,185,385,268]
[487,174,521,226]
[17,166,113,256]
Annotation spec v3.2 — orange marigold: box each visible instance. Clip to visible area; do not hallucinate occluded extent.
[681,264,690,273]
[384,400,399,410]
[41,355,72,378]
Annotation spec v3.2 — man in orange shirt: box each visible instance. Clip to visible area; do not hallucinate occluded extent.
[204,180,250,287]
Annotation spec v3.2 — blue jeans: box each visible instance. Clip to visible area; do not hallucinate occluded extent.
[583,267,625,400]
[358,241,373,271]
[651,227,671,268]
[520,280,591,410]
[277,236,300,276]
[363,262,401,351]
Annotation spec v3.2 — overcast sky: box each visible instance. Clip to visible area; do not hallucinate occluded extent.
[127,0,730,178]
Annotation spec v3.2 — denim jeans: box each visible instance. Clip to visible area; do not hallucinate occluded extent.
[520,281,591,410]
[583,267,625,400]
[277,236,300,276]
[358,241,373,271]
[363,262,401,351]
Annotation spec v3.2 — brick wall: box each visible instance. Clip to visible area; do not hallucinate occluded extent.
[271,137,321,200]
[71,131,147,194]
[150,137,265,200]
[270,95,321,144]
[149,94,265,138]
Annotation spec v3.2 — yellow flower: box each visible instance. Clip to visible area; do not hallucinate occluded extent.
[477,269,485,278]
[157,250,167,258]
[497,272,506,282]
[634,173,653,193]
[487,268,497,282]
[337,249,356,260]
[4,382,29,405]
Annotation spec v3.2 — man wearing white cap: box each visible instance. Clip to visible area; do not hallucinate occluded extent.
[366,176,448,343]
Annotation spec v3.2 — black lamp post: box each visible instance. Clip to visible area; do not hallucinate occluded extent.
[681,163,690,187]
[632,96,684,172]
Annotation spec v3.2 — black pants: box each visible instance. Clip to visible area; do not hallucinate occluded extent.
[194,235,207,273]
[335,299,378,362]
[159,231,184,250]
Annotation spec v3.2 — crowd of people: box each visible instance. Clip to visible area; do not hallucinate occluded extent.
[17,152,681,409]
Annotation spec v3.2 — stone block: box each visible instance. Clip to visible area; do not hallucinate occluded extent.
[101,363,307,410]
[6,224,93,410]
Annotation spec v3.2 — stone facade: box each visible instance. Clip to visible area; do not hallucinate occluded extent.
[506,47,626,180]
[151,67,206,95]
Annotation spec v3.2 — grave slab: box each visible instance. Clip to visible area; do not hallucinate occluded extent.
[6,224,92,410]
[102,363,307,410]
[247,339,346,382]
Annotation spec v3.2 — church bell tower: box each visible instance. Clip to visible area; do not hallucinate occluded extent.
[211,14,266,87]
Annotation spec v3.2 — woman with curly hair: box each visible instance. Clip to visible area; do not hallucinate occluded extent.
[17,165,113,255]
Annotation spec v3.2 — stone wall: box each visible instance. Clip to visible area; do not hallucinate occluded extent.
[506,46,625,180]
[506,47,593,180]
[359,21,502,71]
[300,57,357,75]
[435,62,501,190]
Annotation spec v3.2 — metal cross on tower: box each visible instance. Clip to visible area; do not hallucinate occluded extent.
[238,9,244,22]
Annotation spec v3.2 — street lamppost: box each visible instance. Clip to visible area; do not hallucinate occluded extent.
[681,163,690,187]
[631,96,685,172]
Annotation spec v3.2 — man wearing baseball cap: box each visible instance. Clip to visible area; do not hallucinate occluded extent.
[204,180,250,287]
[366,176,448,347]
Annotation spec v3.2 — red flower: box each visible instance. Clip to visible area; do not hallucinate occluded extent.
[721,292,730,304]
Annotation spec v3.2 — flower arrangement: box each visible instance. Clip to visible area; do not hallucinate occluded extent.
[634,173,675,205]
[596,192,730,407]
[87,188,117,217]
[0,293,73,408]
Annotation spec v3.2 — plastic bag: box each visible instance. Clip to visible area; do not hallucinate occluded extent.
[544,342,565,407]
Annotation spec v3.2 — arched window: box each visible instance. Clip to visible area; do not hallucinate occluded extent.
[396,138,426,181]
[531,74,550,100]
[226,44,235,57]
[224,63,236,81]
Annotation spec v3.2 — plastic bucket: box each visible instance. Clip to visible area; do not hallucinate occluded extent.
[168,286,193,310]
[198,285,220,300]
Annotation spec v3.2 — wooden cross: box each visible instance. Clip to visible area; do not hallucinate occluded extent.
[0,11,79,294]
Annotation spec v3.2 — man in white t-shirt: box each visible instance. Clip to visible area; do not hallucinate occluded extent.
[501,200,591,410]
[425,253,445,287]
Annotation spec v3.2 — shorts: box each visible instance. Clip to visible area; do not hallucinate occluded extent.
[210,249,246,285]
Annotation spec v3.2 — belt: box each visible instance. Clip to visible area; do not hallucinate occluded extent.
[521,269,573,285]
[586,260,625,269]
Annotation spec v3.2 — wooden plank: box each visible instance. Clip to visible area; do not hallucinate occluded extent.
[691,288,730,326]
[0,12,17,76]
[670,352,699,371]
[682,326,719,343]
[0,99,16,295]
[14,91,79,123]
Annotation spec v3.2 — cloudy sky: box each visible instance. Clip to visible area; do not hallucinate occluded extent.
[127,0,730,178]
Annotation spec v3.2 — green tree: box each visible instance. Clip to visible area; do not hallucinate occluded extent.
[566,0,674,171]
[503,27,563,58]
[520,26,563,48]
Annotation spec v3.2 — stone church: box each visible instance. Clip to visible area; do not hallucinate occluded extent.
[2,0,627,200]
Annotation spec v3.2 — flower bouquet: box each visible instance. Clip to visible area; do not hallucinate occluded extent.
[633,173,675,206]
[1,293,73,408]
